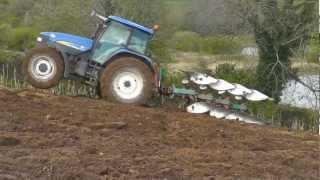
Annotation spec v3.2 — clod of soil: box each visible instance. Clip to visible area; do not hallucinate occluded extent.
[0,88,319,180]
[105,122,128,129]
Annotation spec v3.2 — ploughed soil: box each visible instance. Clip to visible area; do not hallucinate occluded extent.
[0,88,319,180]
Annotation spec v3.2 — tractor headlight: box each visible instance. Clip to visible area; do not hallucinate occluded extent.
[37,37,43,42]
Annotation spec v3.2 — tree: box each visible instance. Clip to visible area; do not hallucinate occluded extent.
[114,0,164,27]
[186,0,252,35]
[232,0,318,102]
[29,0,95,36]
[93,0,115,16]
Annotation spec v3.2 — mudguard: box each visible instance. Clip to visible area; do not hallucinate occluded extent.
[40,32,93,52]
[103,49,156,73]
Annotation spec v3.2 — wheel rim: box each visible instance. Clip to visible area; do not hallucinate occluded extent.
[112,70,144,100]
[30,55,56,80]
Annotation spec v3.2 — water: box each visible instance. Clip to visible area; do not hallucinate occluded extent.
[281,75,320,110]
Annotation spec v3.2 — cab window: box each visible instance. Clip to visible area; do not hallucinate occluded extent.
[99,21,131,45]
[128,29,151,54]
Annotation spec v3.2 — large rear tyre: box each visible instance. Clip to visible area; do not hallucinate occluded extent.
[22,48,64,89]
[100,57,154,105]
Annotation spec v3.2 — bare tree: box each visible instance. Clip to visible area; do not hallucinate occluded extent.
[186,0,252,35]
[113,0,164,27]
[94,0,115,16]
[228,0,319,101]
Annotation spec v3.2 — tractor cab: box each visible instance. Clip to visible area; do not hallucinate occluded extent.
[38,15,156,65]
[91,15,155,64]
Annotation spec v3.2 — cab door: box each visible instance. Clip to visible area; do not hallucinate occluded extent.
[91,21,131,64]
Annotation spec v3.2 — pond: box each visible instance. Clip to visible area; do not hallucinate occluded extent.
[281,75,320,110]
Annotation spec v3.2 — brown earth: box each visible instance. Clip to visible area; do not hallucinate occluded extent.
[0,88,319,180]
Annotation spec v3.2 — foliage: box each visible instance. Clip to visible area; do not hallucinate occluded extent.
[160,69,185,87]
[0,50,21,63]
[114,0,165,27]
[8,27,39,51]
[149,39,172,63]
[199,36,243,55]
[214,63,255,87]
[185,0,252,35]
[248,0,318,102]
[171,31,255,55]
[248,101,319,131]
[306,34,319,63]
[171,31,201,52]
[29,0,94,36]
[0,23,12,48]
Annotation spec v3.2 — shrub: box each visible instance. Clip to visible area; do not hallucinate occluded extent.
[170,31,201,52]
[199,36,242,55]
[8,27,39,51]
[170,31,255,55]
[214,63,255,87]
[306,34,319,63]
[0,23,12,48]
[149,39,172,63]
[0,50,20,63]
[278,106,319,131]
[248,101,319,132]
[159,68,185,87]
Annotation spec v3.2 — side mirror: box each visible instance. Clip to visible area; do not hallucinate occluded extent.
[90,10,108,22]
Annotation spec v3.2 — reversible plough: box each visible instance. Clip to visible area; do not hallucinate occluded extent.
[160,72,273,125]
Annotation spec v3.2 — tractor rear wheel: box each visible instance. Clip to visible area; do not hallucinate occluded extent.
[100,57,154,105]
[22,48,64,89]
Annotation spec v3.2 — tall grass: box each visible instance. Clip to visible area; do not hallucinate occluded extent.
[0,60,97,98]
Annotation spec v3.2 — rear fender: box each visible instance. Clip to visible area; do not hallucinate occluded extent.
[104,50,154,70]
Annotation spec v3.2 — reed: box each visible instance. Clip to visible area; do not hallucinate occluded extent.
[0,61,96,97]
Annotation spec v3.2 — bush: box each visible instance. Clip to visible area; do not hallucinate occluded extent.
[306,34,319,63]
[214,63,255,87]
[8,27,39,51]
[170,31,255,55]
[0,50,20,63]
[278,106,319,131]
[199,36,242,55]
[149,39,172,63]
[170,31,201,52]
[159,68,185,87]
[0,23,12,48]
[248,101,319,131]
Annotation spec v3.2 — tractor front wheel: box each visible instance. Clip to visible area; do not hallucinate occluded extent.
[22,48,64,89]
[100,57,154,105]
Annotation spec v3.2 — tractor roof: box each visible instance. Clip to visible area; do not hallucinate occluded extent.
[108,16,154,35]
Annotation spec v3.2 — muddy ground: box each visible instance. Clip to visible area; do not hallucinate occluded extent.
[0,88,319,180]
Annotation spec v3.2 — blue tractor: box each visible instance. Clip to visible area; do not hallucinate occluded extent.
[23,11,160,105]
